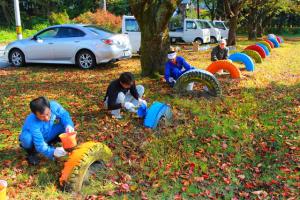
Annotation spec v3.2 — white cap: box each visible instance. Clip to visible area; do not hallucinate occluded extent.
[220,39,226,45]
[167,52,177,60]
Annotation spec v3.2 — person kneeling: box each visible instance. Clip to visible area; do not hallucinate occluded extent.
[165,51,195,91]
[211,39,230,75]
[19,97,75,165]
[104,72,147,119]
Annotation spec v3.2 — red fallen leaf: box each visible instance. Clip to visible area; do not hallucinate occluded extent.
[189,163,195,174]
[270,179,279,185]
[174,194,182,200]
[107,190,115,196]
[181,186,187,192]
[223,177,231,184]
[202,173,209,179]
[280,166,291,173]
[245,182,255,189]
[204,190,210,196]
[194,176,204,182]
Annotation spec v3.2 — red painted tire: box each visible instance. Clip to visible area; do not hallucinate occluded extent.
[206,60,241,79]
[245,45,266,59]
[276,36,280,43]
[264,39,275,48]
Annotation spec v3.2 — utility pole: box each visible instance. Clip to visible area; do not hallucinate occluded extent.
[14,0,22,40]
[103,0,107,11]
[197,0,200,19]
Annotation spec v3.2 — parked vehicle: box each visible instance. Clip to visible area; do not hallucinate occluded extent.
[5,24,132,69]
[122,16,141,54]
[169,19,211,44]
[122,16,211,54]
[211,20,229,40]
[197,19,221,43]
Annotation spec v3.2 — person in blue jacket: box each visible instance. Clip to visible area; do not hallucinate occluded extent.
[19,97,75,165]
[165,50,195,90]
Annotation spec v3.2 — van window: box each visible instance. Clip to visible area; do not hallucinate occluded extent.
[213,22,226,29]
[186,21,197,29]
[125,19,140,32]
[197,21,211,29]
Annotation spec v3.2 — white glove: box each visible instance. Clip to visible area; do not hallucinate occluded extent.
[138,98,147,106]
[124,102,136,110]
[65,125,74,133]
[168,77,176,83]
[54,147,67,158]
[228,59,233,63]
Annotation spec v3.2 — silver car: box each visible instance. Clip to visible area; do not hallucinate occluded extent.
[4,24,132,69]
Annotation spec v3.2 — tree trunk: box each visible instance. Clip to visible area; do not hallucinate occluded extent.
[0,1,13,26]
[140,27,170,76]
[257,18,263,37]
[129,0,181,77]
[227,15,238,46]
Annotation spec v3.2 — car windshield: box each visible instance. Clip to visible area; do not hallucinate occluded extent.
[84,25,114,37]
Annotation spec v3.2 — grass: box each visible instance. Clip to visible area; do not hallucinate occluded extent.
[0,38,299,199]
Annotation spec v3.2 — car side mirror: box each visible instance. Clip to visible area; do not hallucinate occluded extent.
[36,37,44,43]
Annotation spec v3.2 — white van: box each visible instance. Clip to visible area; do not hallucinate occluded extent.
[197,19,221,43]
[122,16,211,54]
[169,19,211,44]
[211,20,229,40]
[122,16,141,54]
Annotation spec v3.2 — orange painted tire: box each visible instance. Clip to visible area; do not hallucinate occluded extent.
[264,39,275,48]
[206,60,241,79]
[60,142,113,192]
[245,45,266,58]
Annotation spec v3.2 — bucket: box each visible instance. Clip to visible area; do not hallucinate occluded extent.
[0,180,7,200]
[59,132,77,149]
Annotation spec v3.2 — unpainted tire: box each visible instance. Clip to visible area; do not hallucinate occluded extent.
[174,69,222,97]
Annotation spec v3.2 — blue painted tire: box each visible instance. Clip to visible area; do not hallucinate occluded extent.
[257,43,270,56]
[228,52,255,71]
[268,38,280,48]
[144,102,172,129]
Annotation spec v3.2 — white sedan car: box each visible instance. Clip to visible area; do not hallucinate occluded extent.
[4,24,132,69]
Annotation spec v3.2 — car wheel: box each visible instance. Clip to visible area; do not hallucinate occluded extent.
[194,38,203,45]
[76,50,96,69]
[9,49,25,67]
[210,37,217,44]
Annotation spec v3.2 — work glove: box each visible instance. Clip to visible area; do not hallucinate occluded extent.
[54,147,67,158]
[65,125,74,133]
[228,59,233,63]
[124,102,137,112]
[138,98,147,107]
[168,77,176,84]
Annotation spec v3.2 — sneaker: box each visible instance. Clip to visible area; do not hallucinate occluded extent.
[27,154,40,165]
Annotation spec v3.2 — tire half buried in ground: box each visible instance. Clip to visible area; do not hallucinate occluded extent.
[174,69,222,97]
[60,142,113,193]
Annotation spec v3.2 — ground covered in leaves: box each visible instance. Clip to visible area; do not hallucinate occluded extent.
[0,38,299,199]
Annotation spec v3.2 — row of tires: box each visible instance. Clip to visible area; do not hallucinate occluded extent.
[173,34,284,97]
[59,35,284,194]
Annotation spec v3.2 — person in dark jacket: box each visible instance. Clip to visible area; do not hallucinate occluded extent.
[211,39,229,61]
[19,97,74,165]
[104,72,146,119]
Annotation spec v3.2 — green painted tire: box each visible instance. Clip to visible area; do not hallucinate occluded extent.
[242,50,263,63]
[258,41,272,52]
